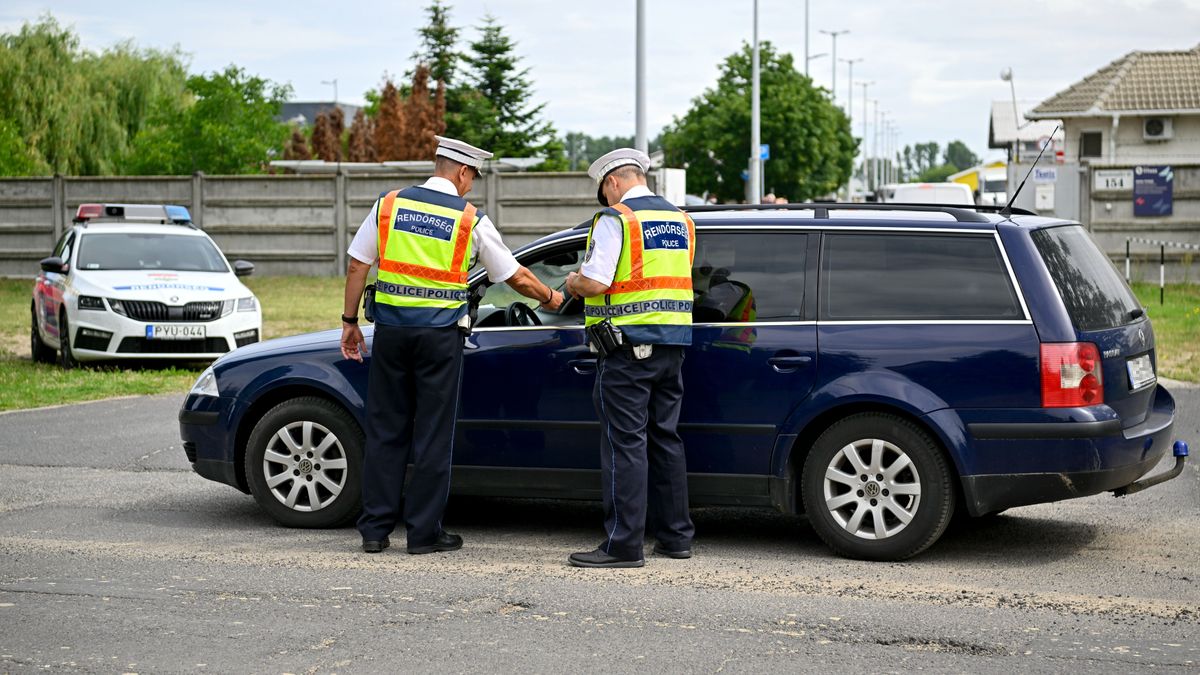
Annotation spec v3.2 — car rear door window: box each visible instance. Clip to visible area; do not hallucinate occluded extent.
[821,233,1023,321]
[692,233,806,322]
[1031,225,1141,331]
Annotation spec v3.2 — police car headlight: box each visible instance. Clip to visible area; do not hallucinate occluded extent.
[190,367,219,398]
[220,299,235,318]
[78,295,105,311]
[237,296,257,312]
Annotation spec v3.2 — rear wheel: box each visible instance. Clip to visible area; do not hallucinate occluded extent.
[801,413,955,561]
[245,397,363,528]
[58,311,78,370]
[30,305,55,364]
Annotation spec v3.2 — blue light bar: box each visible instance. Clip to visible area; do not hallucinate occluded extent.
[165,205,192,223]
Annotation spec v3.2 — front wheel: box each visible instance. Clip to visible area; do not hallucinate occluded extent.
[58,311,78,370]
[801,413,955,561]
[245,397,363,528]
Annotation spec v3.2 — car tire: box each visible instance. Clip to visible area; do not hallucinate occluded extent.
[58,310,78,370]
[30,305,56,364]
[801,412,955,561]
[245,397,363,528]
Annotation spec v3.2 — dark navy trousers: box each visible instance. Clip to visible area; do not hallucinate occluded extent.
[357,323,462,547]
[594,345,695,560]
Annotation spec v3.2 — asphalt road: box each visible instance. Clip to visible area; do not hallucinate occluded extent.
[0,385,1197,673]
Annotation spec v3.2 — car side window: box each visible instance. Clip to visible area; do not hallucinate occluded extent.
[53,231,74,262]
[692,233,807,323]
[821,233,1023,321]
[478,240,586,321]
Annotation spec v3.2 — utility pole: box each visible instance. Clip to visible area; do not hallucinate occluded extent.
[750,0,761,204]
[840,58,862,118]
[804,0,810,77]
[635,0,647,153]
[819,29,848,104]
[858,82,873,191]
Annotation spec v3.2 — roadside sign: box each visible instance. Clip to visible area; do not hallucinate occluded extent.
[1033,167,1057,183]
[1094,169,1133,191]
[1133,165,1173,217]
[760,144,770,160]
[740,169,749,181]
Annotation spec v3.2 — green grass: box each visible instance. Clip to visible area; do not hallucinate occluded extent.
[1,277,1196,412]
[0,277,344,412]
[1131,282,1200,383]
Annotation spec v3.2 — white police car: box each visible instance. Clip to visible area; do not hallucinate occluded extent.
[31,203,262,368]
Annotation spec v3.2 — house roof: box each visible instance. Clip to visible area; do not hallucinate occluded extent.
[989,101,1063,148]
[277,102,363,126]
[1028,43,1200,118]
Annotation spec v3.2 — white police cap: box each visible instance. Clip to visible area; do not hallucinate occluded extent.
[587,148,651,183]
[434,135,493,169]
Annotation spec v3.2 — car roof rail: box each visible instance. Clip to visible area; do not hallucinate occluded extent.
[74,203,195,227]
[681,202,1026,223]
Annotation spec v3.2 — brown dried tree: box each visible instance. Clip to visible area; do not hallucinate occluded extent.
[328,106,346,162]
[310,111,336,162]
[283,127,311,160]
[372,79,406,161]
[399,64,441,159]
[347,109,376,162]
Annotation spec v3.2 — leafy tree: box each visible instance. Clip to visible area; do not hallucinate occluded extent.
[917,163,958,183]
[661,42,855,202]
[943,140,978,171]
[460,15,561,163]
[0,119,39,175]
[126,65,291,174]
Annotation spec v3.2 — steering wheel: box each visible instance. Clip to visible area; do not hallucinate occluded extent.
[505,302,542,327]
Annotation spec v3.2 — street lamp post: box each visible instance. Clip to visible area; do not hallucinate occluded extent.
[635,0,647,153]
[840,57,862,118]
[819,29,849,104]
[857,81,873,192]
[804,0,810,77]
[750,0,761,204]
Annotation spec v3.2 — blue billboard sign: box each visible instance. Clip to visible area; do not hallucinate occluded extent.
[1133,165,1173,217]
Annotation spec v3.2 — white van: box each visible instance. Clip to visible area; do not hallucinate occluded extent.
[887,182,974,206]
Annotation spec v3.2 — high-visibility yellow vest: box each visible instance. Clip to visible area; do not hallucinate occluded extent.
[374,186,476,326]
[584,195,695,346]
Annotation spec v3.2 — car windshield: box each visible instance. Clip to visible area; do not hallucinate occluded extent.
[77,233,229,273]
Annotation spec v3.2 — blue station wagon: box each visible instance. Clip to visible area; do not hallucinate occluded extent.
[179,203,1183,560]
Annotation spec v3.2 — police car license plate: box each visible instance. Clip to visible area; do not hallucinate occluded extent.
[1126,354,1155,390]
[146,324,206,340]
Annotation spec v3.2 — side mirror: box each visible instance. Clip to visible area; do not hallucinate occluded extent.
[39,256,67,274]
[233,260,255,277]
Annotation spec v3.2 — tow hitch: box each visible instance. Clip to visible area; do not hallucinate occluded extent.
[1113,440,1189,497]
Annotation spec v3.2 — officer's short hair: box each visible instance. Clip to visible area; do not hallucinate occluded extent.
[612,165,645,181]
[435,156,479,177]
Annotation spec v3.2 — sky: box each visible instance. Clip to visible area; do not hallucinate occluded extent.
[4,0,1200,162]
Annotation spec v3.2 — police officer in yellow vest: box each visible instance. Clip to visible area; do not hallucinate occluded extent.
[341,136,564,555]
[564,148,697,568]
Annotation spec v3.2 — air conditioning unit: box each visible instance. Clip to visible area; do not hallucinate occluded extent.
[1143,117,1173,141]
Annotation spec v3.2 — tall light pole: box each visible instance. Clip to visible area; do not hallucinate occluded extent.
[750,0,761,204]
[804,0,810,77]
[840,58,862,118]
[819,29,848,103]
[857,81,873,190]
[635,0,647,153]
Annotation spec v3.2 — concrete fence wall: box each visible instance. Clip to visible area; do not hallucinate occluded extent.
[0,172,621,277]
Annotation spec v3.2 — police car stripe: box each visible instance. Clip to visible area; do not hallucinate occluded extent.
[375,280,468,302]
[584,299,693,317]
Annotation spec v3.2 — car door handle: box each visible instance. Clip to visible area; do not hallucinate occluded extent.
[767,355,812,373]
[569,357,597,374]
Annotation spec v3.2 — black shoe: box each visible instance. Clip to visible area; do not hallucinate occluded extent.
[407,531,463,555]
[568,548,645,568]
[652,542,692,559]
[362,536,390,554]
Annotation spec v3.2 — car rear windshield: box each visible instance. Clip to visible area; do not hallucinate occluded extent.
[1031,225,1141,331]
[77,233,229,273]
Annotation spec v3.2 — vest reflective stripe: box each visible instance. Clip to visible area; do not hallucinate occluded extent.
[585,196,694,341]
[376,188,476,310]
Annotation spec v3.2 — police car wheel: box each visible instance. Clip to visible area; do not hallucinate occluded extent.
[30,305,55,364]
[245,397,363,528]
[58,311,78,370]
[801,413,955,561]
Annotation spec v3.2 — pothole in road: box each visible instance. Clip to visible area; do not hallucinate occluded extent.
[873,636,1011,656]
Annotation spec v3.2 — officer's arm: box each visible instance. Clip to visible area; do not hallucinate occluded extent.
[565,273,609,299]
[506,266,564,310]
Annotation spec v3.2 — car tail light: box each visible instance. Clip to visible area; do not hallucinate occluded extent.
[1041,342,1104,407]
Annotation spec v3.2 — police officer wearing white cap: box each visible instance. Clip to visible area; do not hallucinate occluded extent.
[563,148,697,568]
[342,136,564,555]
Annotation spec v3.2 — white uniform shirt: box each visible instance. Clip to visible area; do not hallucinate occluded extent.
[579,184,655,287]
[347,176,520,283]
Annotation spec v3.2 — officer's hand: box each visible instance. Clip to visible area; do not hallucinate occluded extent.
[540,289,565,312]
[565,272,583,299]
[341,324,367,362]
